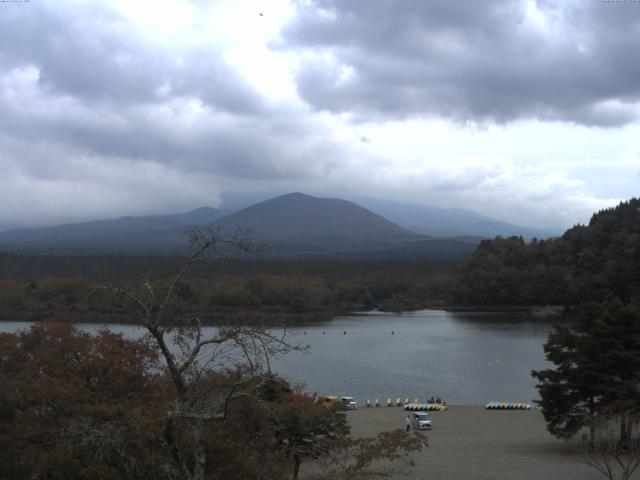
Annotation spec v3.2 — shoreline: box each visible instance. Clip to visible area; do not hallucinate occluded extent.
[0,304,567,325]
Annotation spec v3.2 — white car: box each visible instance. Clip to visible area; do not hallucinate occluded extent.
[411,412,432,430]
[341,396,358,410]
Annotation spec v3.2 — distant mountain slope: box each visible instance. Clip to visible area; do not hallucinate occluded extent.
[0,222,28,234]
[0,194,478,260]
[212,192,412,240]
[0,207,223,249]
[208,193,477,259]
[351,196,560,239]
[216,192,561,239]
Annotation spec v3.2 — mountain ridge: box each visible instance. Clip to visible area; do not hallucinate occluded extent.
[0,207,223,248]
[0,193,547,259]
[211,192,413,240]
[350,196,561,239]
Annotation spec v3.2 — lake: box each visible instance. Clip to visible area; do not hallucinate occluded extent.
[0,309,554,405]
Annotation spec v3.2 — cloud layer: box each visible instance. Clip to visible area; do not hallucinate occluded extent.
[0,0,637,230]
[0,1,349,224]
[282,0,640,126]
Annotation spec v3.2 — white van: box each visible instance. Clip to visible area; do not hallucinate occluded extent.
[340,396,358,410]
[411,412,432,430]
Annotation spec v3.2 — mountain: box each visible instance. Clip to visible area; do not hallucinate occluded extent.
[0,207,223,252]
[0,222,31,234]
[0,193,477,259]
[350,196,561,239]
[207,193,478,259]
[213,193,411,239]
[216,191,562,239]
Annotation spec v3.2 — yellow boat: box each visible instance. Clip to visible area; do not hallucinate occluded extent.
[403,403,448,412]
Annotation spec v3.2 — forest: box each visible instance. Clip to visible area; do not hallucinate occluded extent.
[0,255,451,323]
[445,197,640,307]
[0,198,638,323]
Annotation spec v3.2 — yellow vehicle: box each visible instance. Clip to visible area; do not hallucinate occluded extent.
[322,395,338,409]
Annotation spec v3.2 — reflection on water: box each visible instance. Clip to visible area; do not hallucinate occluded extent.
[0,310,555,405]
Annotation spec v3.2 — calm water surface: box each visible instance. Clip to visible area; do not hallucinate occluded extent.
[0,310,553,405]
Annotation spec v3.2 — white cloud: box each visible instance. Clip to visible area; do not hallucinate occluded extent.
[0,0,636,231]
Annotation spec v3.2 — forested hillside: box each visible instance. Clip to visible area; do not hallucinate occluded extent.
[444,198,640,306]
[1,199,637,322]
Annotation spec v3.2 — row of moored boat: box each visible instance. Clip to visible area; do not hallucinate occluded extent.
[485,401,532,410]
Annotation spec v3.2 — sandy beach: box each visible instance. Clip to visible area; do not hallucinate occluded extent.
[343,406,626,480]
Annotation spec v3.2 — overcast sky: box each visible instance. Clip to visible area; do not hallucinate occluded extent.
[0,0,638,229]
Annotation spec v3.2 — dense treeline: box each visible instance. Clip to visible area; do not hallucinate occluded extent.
[0,256,452,322]
[442,198,640,306]
[0,252,449,280]
[1,198,638,322]
[515,200,640,457]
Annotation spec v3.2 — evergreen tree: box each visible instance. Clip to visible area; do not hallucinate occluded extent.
[532,322,603,442]
[589,300,640,444]
[533,299,640,444]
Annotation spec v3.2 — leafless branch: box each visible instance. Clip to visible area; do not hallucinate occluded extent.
[92,227,297,480]
[582,415,640,480]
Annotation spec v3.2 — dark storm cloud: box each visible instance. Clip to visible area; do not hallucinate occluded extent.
[281,0,640,126]
[0,93,328,181]
[0,0,630,229]
[0,2,340,183]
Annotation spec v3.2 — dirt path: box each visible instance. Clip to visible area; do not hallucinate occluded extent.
[345,406,622,480]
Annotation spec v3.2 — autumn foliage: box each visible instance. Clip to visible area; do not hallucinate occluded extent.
[0,323,167,479]
[0,323,426,480]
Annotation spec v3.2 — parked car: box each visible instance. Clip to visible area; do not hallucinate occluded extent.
[411,412,432,430]
[340,396,358,410]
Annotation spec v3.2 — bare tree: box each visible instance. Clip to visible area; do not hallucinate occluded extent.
[582,414,640,480]
[96,226,303,480]
[305,430,429,480]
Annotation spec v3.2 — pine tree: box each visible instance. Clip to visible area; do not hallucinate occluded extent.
[532,299,640,445]
[532,322,603,442]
